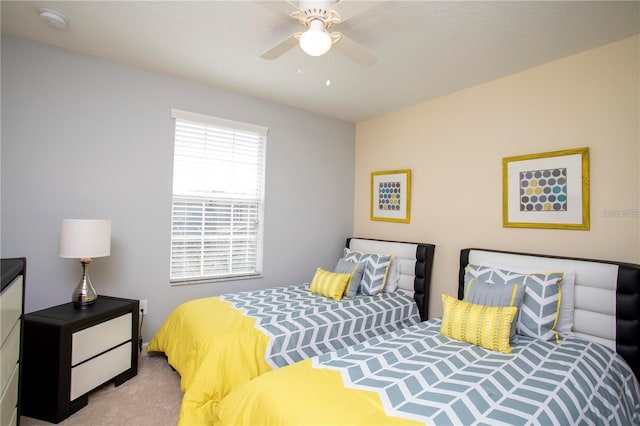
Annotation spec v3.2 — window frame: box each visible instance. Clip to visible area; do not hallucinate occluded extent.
[169,108,267,285]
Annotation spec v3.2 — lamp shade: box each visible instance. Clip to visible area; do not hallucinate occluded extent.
[59,219,111,258]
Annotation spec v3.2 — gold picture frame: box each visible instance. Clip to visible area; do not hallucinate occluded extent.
[503,147,589,230]
[370,169,411,223]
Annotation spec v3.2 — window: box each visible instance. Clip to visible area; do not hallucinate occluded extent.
[170,109,267,284]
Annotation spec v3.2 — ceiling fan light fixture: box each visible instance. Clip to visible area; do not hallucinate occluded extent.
[299,19,332,57]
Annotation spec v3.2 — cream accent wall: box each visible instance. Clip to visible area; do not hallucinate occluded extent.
[355,35,640,318]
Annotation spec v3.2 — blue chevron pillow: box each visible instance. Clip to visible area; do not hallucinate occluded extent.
[343,248,393,296]
[518,272,563,341]
[465,264,563,342]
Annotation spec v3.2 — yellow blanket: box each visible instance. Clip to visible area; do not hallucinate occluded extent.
[212,358,421,425]
[147,297,271,425]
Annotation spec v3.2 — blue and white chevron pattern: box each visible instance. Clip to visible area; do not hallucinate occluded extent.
[343,248,393,296]
[517,272,563,340]
[221,284,420,369]
[314,319,640,425]
[465,264,563,341]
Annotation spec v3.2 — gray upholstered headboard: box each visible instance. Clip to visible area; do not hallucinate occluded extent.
[459,248,640,380]
[347,238,435,320]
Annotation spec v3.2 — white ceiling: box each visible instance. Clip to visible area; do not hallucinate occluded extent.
[2,1,639,123]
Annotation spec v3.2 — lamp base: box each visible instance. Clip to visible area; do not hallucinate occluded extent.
[72,259,98,307]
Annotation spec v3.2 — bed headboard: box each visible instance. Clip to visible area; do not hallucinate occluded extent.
[459,248,640,380]
[346,238,435,321]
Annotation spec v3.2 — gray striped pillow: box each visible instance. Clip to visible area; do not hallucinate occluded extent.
[334,259,364,298]
[464,278,525,342]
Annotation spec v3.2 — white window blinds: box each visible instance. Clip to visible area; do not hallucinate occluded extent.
[170,109,267,283]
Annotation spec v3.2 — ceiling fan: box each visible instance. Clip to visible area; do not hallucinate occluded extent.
[258,0,379,66]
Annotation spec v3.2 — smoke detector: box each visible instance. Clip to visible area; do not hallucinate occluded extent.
[38,9,68,30]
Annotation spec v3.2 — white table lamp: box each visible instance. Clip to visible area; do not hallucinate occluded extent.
[60,219,111,307]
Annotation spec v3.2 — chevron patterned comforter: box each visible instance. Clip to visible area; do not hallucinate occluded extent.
[213,318,640,425]
[147,284,420,425]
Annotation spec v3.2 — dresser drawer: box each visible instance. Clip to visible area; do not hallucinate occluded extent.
[0,362,19,426]
[72,312,132,365]
[0,320,20,393]
[70,342,132,400]
[1,275,22,345]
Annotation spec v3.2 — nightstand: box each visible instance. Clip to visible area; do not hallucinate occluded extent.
[20,296,139,423]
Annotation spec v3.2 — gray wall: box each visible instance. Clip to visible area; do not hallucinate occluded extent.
[1,36,355,341]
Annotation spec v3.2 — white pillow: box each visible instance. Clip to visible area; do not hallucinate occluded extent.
[555,270,575,335]
[383,257,401,293]
[464,261,575,336]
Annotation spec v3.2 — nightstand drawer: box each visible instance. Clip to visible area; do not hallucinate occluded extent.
[72,312,132,365]
[70,342,132,400]
[0,362,19,426]
[0,320,20,393]
[1,275,22,345]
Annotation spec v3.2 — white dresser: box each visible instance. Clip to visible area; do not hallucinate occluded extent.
[1,258,25,426]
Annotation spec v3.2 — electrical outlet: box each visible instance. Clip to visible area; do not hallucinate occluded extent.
[140,299,148,315]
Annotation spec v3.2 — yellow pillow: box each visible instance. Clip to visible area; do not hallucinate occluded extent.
[309,267,351,301]
[440,294,517,354]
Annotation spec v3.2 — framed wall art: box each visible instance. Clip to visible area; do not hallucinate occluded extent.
[503,147,589,230]
[371,169,411,223]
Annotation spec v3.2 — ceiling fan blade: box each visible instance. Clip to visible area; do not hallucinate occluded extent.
[260,33,300,60]
[332,1,381,23]
[253,0,300,18]
[332,33,377,66]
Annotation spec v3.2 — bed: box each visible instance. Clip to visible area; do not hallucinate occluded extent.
[213,247,640,425]
[147,237,436,425]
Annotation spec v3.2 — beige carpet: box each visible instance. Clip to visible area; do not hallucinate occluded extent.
[21,350,182,426]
